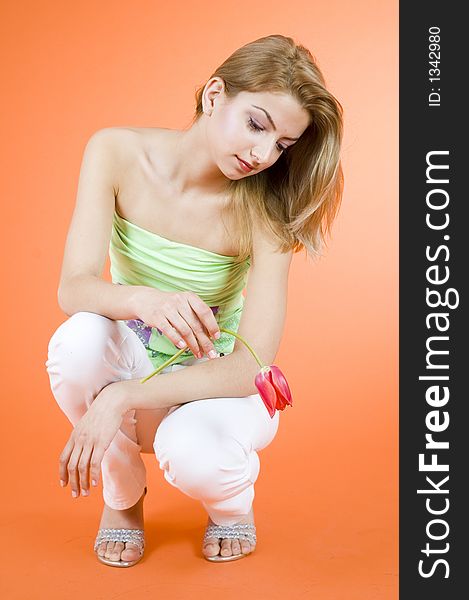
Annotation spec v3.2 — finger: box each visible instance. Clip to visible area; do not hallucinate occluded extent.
[155,317,199,355]
[186,295,220,340]
[90,445,106,489]
[68,444,84,498]
[177,307,217,358]
[166,310,202,357]
[59,437,76,486]
[172,310,206,356]
[194,326,218,358]
[78,445,94,496]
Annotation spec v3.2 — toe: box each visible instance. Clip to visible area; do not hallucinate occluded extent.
[104,541,116,559]
[231,539,241,556]
[110,541,125,561]
[121,542,141,562]
[96,542,107,557]
[220,538,233,557]
[240,540,251,554]
[203,537,221,557]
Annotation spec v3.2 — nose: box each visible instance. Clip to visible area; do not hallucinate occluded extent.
[251,138,277,166]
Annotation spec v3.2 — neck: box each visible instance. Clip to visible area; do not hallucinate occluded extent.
[167,118,231,196]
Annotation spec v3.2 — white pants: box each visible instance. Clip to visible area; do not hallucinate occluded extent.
[45,311,279,525]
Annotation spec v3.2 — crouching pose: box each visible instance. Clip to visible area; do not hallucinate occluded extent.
[45,33,343,566]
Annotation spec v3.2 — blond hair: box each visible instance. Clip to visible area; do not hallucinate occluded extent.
[192,34,344,263]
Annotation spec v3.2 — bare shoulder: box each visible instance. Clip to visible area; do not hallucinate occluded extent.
[85,126,147,161]
[86,126,141,151]
[89,125,165,145]
[86,125,169,165]
[81,127,135,184]
[85,125,175,193]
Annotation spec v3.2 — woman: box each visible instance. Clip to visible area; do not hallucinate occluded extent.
[45,34,344,566]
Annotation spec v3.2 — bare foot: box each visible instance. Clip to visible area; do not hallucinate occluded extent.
[202,507,256,559]
[95,488,146,563]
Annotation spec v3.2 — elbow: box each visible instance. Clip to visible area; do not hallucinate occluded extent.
[57,282,77,316]
[241,377,259,398]
[57,284,72,316]
[241,347,282,396]
[57,285,68,314]
[229,348,263,397]
[225,336,282,396]
[57,274,91,316]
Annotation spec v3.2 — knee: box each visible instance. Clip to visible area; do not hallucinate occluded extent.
[154,429,250,499]
[45,311,119,386]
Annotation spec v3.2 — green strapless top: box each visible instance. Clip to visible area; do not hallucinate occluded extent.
[109,210,251,370]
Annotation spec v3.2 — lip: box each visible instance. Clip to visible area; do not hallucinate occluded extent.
[236,156,254,172]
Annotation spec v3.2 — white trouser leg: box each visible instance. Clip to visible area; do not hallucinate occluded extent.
[45,311,159,509]
[154,362,280,526]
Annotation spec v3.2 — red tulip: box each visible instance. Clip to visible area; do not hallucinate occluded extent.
[255,365,293,418]
[141,327,293,421]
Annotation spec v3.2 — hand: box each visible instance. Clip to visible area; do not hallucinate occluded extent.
[58,382,127,498]
[130,287,221,359]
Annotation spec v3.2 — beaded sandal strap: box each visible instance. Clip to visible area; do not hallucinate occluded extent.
[94,528,145,554]
[203,523,257,546]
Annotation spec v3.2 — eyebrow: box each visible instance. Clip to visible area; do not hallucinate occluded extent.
[251,105,300,141]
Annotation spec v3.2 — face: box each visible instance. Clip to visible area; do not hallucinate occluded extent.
[203,79,310,179]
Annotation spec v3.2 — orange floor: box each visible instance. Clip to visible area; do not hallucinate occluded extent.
[1,377,397,600]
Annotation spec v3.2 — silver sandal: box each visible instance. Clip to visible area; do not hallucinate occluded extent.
[94,487,147,567]
[94,528,145,567]
[203,523,257,562]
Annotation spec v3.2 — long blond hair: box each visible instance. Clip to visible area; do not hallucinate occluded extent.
[192,34,344,264]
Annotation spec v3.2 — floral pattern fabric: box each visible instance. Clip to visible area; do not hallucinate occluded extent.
[122,304,239,368]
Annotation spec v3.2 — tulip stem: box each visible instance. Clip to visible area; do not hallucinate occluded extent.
[139,327,265,384]
[139,347,188,383]
[219,328,265,368]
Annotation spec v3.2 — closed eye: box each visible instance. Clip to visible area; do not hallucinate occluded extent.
[247,117,263,132]
[247,117,287,152]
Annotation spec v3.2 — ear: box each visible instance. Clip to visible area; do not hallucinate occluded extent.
[202,77,226,115]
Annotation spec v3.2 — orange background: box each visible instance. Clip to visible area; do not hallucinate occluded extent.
[0,1,398,598]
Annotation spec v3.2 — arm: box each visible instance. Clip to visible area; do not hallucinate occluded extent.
[57,127,143,319]
[118,224,293,412]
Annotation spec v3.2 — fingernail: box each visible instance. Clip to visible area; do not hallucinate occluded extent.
[208,350,217,359]
[92,479,97,487]
[197,352,203,359]
[81,489,89,497]
[71,490,78,498]
[214,332,221,339]
[177,340,186,348]
[60,480,66,487]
